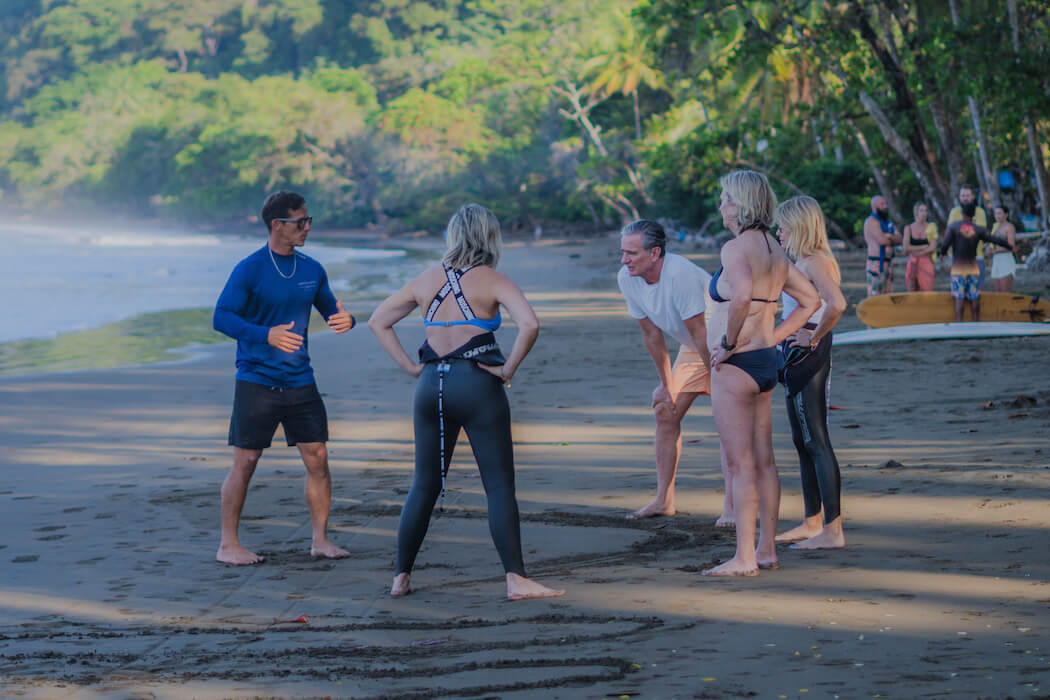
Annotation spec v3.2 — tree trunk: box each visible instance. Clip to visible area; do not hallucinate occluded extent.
[847,119,905,234]
[1008,0,1050,228]
[968,96,1000,207]
[828,109,844,164]
[857,91,947,221]
[633,90,642,141]
[928,96,966,201]
[811,118,826,158]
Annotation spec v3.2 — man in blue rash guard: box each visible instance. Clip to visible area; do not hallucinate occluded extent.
[213,190,356,565]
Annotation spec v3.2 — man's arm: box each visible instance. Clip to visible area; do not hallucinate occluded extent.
[682,313,710,370]
[938,226,956,257]
[213,265,270,344]
[978,229,1014,250]
[863,216,893,247]
[637,317,674,403]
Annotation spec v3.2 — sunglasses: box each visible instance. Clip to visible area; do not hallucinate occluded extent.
[275,216,312,229]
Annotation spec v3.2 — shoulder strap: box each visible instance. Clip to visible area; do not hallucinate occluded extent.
[425,266,477,322]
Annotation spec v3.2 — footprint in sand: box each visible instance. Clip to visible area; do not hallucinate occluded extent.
[12,555,39,563]
[62,506,85,513]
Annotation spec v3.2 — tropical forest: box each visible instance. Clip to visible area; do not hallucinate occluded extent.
[2,0,1049,239]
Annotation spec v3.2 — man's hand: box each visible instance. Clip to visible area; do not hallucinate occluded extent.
[268,322,303,353]
[327,300,355,334]
[652,383,674,408]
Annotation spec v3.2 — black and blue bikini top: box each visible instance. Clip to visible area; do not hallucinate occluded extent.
[423,265,502,332]
[708,230,778,304]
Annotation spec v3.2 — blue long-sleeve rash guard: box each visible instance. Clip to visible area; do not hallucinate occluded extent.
[213,245,340,388]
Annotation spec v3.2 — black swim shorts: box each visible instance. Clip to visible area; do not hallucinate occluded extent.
[228,380,328,449]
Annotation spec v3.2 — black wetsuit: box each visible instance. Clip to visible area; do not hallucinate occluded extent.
[779,328,840,524]
[396,267,527,577]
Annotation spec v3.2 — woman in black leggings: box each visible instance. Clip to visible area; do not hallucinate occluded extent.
[368,203,564,600]
[773,196,848,550]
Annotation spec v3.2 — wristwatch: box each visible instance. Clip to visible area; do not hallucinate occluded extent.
[720,334,736,352]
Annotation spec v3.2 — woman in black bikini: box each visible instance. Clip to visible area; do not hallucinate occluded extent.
[368,203,564,601]
[703,171,819,577]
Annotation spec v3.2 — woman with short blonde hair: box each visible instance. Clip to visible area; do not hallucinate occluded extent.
[703,172,819,577]
[369,203,563,601]
[773,196,848,550]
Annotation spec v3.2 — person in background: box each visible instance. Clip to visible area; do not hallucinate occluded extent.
[903,202,938,292]
[947,185,988,288]
[939,201,1013,321]
[863,195,902,297]
[772,196,848,550]
[989,205,1018,293]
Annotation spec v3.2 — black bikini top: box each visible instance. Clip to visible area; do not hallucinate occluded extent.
[708,230,778,304]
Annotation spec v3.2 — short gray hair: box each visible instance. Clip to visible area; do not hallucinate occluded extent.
[620,219,667,258]
[443,204,502,269]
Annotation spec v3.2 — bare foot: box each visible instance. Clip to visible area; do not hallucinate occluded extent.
[757,557,780,570]
[310,540,350,559]
[791,528,846,550]
[506,573,565,601]
[216,543,264,565]
[775,521,822,543]
[715,512,735,528]
[626,500,676,520]
[702,556,759,577]
[391,573,412,597]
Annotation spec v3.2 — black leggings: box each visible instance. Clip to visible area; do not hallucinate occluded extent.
[396,358,526,576]
[781,336,841,524]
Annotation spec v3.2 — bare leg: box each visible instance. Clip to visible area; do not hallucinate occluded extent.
[953,297,964,322]
[753,390,780,570]
[391,572,411,597]
[628,391,699,519]
[776,513,823,542]
[971,297,980,322]
[792,515,846,550]
[217,447,265,565]
[704,367,759,577]
[1002,274,1013,293]
[715,445,734,527]
[506,573,565,601]
[298,442,349,559]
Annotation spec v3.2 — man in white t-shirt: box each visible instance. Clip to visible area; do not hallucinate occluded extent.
[618,220,717,520]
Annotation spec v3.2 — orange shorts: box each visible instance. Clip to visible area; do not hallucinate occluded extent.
[670,347,710,395]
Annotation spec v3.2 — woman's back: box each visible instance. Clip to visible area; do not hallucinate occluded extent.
[708,230,790,352]
[415,264,504,357]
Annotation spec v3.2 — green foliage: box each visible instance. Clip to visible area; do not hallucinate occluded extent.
[0,0,1046,234]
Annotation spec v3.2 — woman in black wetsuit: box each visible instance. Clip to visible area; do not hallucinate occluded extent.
[368,203,564,601]
[772,196,848,550]
[703,171,819,577]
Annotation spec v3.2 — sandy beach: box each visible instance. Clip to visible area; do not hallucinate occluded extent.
[2,235,1049,699]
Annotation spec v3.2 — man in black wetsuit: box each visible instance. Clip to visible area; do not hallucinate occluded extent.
[939,201,1013,322]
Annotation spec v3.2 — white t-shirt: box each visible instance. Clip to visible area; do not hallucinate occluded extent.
[617,253,712,351]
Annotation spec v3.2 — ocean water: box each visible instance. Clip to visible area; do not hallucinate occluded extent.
[0,223,414,344]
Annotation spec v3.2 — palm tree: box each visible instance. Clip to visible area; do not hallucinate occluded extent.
[581,10,664,141]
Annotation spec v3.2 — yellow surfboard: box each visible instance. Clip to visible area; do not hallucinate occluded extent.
[856,292,1050,328]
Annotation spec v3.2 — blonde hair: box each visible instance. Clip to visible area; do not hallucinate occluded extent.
[720,170,776,232]
[913,201,927,219]
[775,195,833,261]
[442,203,502,269]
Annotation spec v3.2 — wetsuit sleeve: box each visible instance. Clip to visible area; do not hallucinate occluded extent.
[938,226,956,257]
[313,266,340,318]
[213,263,270,344]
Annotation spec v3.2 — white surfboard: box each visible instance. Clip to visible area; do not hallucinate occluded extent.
[834,322,1050,346]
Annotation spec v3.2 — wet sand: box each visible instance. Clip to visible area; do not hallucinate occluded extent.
[2,237,1049,699]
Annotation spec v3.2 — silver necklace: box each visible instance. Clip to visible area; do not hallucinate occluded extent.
[269,247,296,279]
